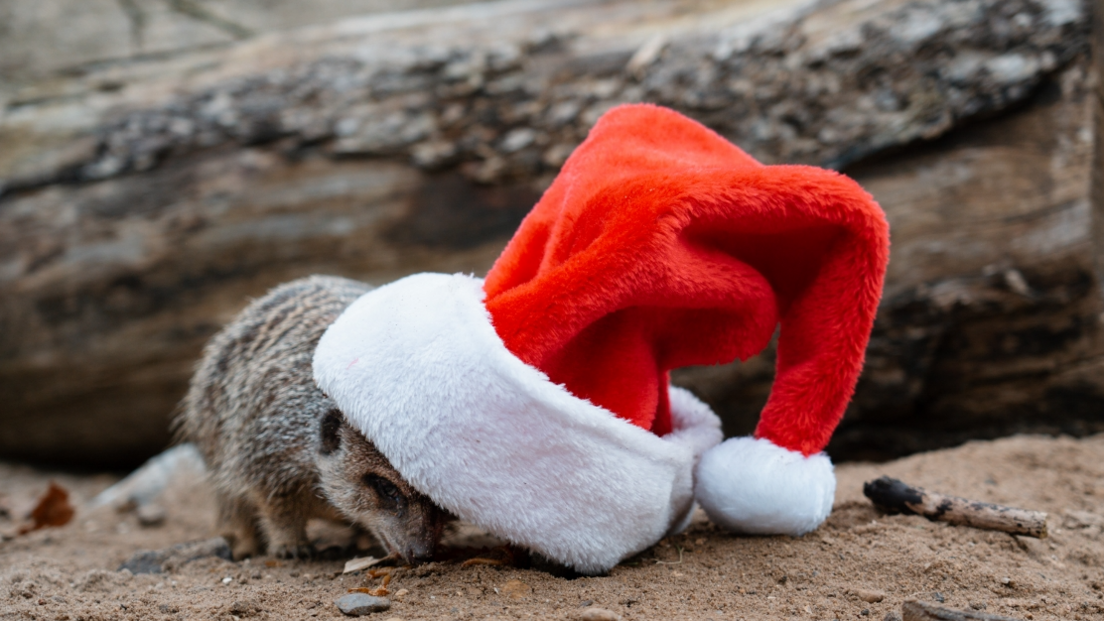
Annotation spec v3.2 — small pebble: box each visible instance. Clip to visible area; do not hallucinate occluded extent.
[391,589,409,602]
[502,579,531,600]
[136,504,167,527]
[856,589,885,603]
[336,594,391,616]
[574,607,621,621]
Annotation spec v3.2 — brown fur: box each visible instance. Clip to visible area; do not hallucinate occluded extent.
[176,275,451,561]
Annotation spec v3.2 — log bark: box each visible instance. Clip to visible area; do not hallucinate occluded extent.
[0,0,1096,466]
[863,476,1048,538]
[1092,0,1104,298]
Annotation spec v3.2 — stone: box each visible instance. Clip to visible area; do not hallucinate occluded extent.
[901,600,1022,621]
[228,599,262,617]
[135,503,166,527]
[574,607,621,621]
[89,444,206,510]
[335,593,391,616]
[118,536,232,574]
[501,579,530,600]
[857,589,887,603]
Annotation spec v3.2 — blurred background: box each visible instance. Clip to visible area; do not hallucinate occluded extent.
[0,0,1100,470]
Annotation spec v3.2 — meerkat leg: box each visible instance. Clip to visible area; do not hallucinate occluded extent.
[216,492,262,560]
[255,497,315,559]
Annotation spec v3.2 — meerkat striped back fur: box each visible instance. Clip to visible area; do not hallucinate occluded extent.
[177,275,450,561]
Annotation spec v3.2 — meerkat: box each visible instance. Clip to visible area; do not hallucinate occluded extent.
[176,275,452,562]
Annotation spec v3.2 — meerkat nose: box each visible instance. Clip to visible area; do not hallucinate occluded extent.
[401,539,436,565]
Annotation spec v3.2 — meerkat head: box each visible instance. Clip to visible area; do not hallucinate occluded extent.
[317,408,452,564]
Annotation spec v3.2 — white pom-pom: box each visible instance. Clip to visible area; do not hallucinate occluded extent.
[694,436,835,535]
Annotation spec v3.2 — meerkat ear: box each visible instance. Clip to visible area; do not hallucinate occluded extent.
[320,408,344,455]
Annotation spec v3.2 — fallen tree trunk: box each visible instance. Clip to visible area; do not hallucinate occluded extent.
[0,0,1096,466]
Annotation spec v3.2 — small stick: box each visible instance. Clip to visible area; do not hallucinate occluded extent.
[460,557,508,567]
[902,600,1023,621]
[863,476,1047,539]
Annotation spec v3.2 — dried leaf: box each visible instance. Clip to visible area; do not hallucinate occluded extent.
[343,556,382,574]
[18,482,74,534]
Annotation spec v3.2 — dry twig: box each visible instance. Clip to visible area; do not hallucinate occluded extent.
[864,477,1047,538]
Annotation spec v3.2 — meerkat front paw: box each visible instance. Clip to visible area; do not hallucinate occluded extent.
[226,533,261,560]
[270,541,315,560]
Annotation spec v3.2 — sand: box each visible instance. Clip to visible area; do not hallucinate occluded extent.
[2,434,1103,621]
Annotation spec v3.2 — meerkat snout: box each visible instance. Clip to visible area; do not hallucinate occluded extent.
[317,408,451,564]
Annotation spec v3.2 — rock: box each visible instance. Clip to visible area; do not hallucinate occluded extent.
[857,589,887,603]
[335,593,391,616]
[901,600,1021,621]
[135,503,166,527]
[118,536,232,574]
[118,550,171,575]
[89,444,206,510]
[574,607,622,621]
[228,599,262,617]
[0,0,1096,467]
[501,579,530,600]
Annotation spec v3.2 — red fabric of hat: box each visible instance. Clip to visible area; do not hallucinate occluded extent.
[484,104,889,457]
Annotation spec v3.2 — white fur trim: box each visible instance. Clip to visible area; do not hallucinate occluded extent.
[313,273,723,573]
[694,436,835,535]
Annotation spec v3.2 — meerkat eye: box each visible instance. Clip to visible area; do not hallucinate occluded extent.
[363,474,404,508]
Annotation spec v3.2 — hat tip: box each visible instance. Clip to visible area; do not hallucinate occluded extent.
[694,436,835,535]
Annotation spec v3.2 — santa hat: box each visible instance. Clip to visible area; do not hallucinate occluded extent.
[314,104,889,573]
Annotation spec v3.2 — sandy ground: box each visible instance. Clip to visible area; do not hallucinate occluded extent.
[2,434,1103,621]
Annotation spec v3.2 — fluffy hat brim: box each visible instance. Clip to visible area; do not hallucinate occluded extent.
[313,272,723,573]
